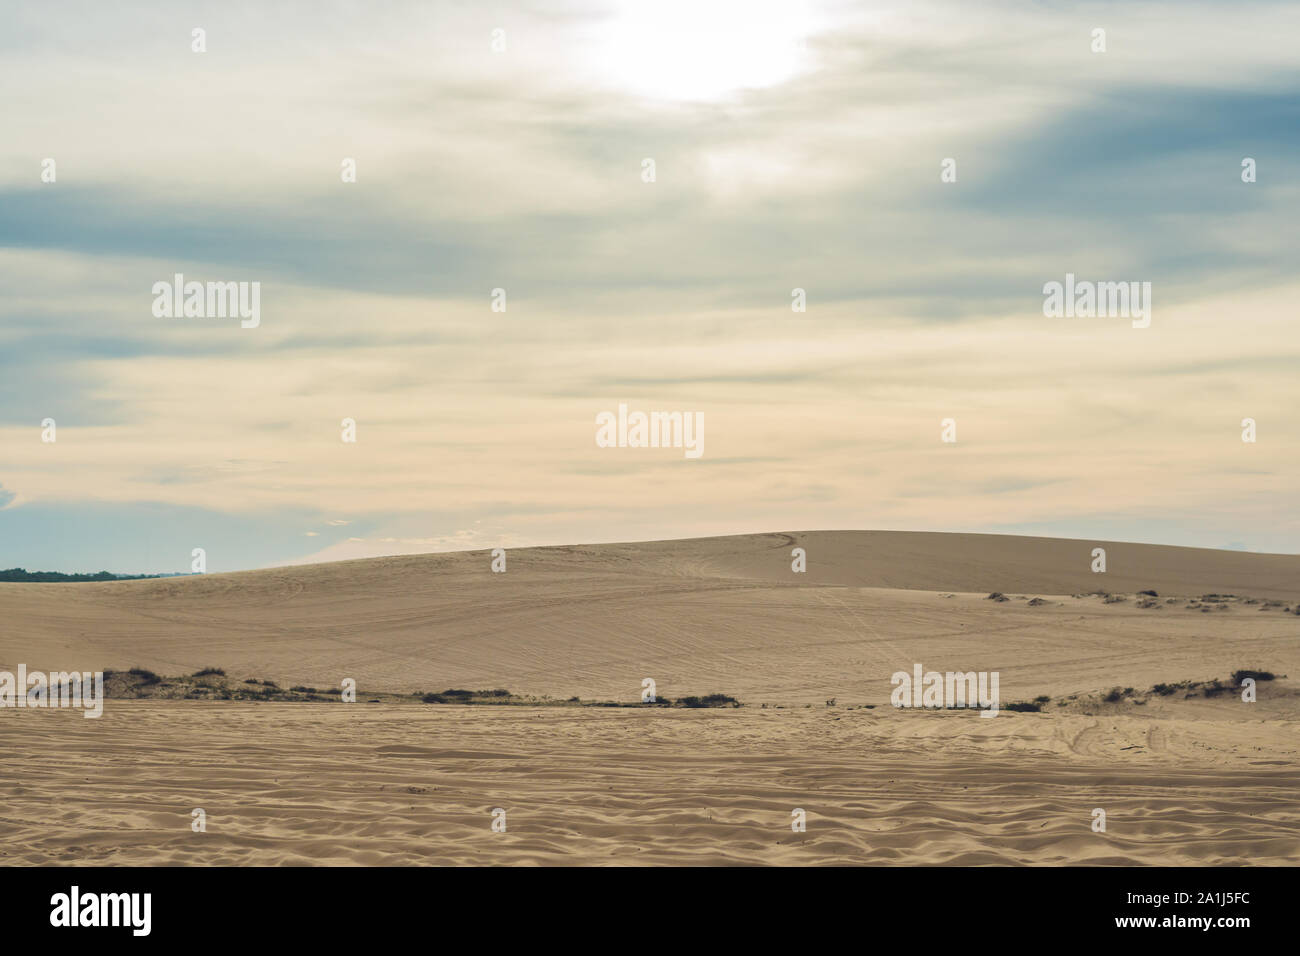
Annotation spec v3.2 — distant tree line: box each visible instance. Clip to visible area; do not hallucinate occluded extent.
[0,568,180,582]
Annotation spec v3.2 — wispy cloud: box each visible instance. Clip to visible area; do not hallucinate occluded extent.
[2,0,1298,570]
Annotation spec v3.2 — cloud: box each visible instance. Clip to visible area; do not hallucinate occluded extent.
[2,0,1299,567]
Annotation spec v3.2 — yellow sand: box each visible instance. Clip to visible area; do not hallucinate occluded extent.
[1,531,1297,865]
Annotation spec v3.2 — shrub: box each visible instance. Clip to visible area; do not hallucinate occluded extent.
[1232,669,1276,683]
[419,688,511,703]
[675,693,738,708]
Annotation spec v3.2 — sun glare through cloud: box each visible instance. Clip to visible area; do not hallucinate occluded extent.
[584,0,821,102]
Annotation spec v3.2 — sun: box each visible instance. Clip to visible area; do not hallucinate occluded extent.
[586,0,819,102]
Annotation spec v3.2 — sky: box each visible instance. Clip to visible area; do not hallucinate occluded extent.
[2,0,1299,573]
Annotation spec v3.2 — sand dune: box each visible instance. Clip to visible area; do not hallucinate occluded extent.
[1,531,1297,865]
[2,531,1297,702]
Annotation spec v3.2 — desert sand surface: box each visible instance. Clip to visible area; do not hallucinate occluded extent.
[1,531,1298,865]
[2,701,1296,866]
